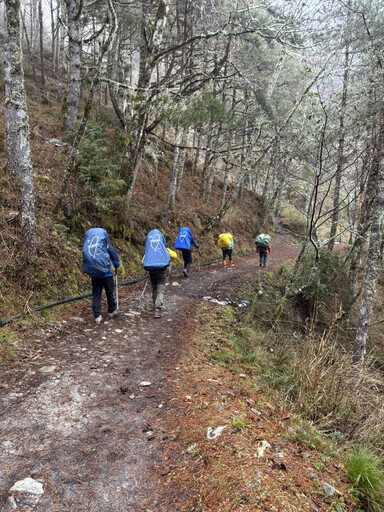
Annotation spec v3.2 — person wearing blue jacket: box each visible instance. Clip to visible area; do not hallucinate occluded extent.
[83,228,120,324]
[143,229,173,318]
[174,227,199,278]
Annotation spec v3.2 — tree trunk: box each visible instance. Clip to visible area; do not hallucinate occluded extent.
[38,0,45,85]
[205,165,218,203]
[164,127,182,212]
[108,31,125,130]
[63,0,82,131]
[200,125,215,198]
[50,0,56,77]
[21,8,37,81]
[55,1,60,73]
[57,13,64,102]
[123,0,170,209]
[344,150,376,319]
[30,0,38,52]
[353,118,384,363]
[328,44,349,251]
[175,127,189,198]
[221,89,237,207]
[221,136,234,209]
[193,133,201,176]
[4,0,36,251]
[204,129,221,203]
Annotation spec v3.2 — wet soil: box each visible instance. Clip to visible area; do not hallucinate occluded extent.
[0,236,298,511]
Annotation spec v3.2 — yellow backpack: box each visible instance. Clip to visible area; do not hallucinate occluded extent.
[217,233,232,248]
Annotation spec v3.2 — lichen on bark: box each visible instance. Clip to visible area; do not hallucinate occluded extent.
[4,0,36,251]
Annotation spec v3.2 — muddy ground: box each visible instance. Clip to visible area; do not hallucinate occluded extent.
[0,235,298,512]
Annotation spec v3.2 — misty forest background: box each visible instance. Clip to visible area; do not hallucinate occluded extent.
[1,0,384,509]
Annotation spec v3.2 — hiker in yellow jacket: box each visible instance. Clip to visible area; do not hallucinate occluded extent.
[217,232,234,268]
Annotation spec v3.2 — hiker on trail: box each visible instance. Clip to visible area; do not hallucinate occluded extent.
[217,232,234,268]
[174,227,199,278]
[83,228,120,325]
[143,229,176,318]
[255,233,271,267]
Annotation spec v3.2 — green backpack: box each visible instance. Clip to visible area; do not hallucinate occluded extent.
[255,233,271,249]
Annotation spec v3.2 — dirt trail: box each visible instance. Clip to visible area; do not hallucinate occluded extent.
[0,238,298,512]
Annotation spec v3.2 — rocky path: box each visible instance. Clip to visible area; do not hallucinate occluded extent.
[0,238,298,512]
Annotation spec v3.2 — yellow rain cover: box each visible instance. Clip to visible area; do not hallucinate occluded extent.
[217,233,233,248]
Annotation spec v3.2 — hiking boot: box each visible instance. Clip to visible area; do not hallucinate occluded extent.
[108,309,119,319]
[154,308,162,319]
[183,269,188,278]
[222,261,226,268]
[229,261,234,268]
[95,315,102,325]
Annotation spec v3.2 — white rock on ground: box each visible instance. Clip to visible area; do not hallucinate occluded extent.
[206,426,227,440]
[4,477,44,510]
[2,496,17,511]
[39,366,56,373]
[322,482,341,496]
[256,440,271,458]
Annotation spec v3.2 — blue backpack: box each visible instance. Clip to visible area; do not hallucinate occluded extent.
[174,227,193,250]
[83,228,113,277]
[143,229,170,271]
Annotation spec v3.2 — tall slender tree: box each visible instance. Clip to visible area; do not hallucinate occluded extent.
[63,0,82,131]
[38,0,45,85]
[353,111,384,363]
[4,0,36,251]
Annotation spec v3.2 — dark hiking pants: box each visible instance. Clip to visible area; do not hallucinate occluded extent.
[181,249,192,273]
[91,276,116,318]
[222,248,233,261]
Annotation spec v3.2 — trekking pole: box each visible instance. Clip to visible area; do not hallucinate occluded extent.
[115,271,119,312]
[140,280,148,298]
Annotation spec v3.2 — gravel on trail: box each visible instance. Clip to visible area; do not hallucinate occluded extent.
[0,236,298,512]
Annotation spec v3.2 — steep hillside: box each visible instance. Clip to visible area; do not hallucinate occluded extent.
[0,75,265,322]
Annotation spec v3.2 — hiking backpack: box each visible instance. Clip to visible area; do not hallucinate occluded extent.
[217,233,233,249]
[174,227,193,250]
[255,233,271,250]
[83,228,113,277]
[143,229,171,271]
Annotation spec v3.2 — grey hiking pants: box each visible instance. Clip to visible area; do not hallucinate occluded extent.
[149,270,166,309]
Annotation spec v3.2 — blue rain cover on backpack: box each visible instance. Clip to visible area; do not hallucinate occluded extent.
[143,229,170,271]
[174,227,193,250]
[83,228,112,277]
